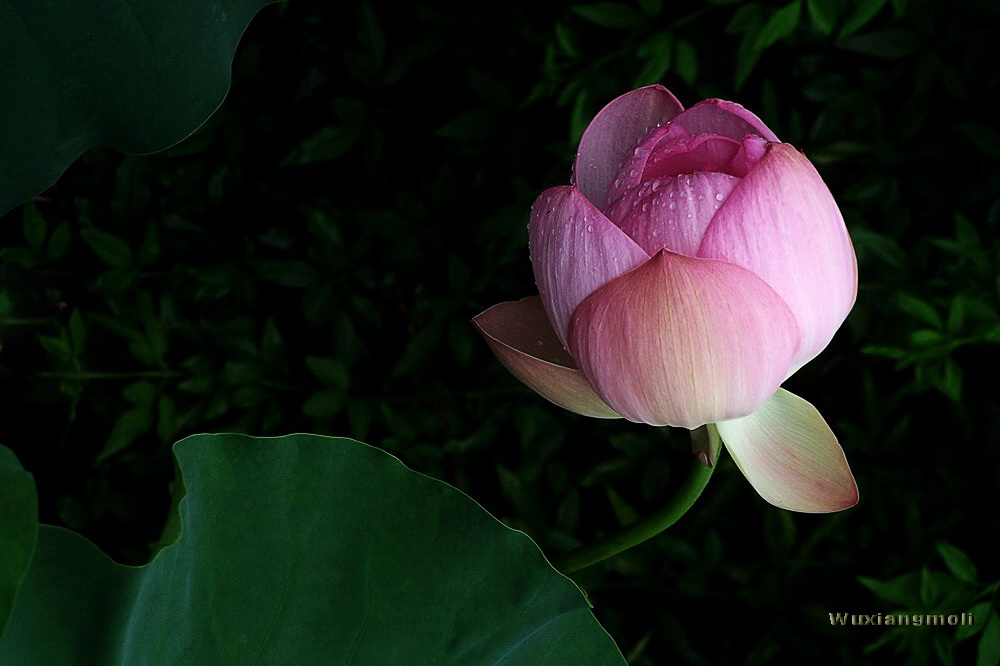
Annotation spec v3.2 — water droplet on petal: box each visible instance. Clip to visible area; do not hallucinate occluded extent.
[641,203,649,213]
[614,178,622,188]
[715,192,725,201]
[586,224,593,232]
[651,181,660,192]
[629,169,639,178]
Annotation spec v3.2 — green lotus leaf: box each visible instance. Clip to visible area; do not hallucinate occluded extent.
[0,0,276,216]
[0,445,37,637]
[0,434,624,664]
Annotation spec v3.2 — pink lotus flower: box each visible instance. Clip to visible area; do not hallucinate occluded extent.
[473,85,859,513]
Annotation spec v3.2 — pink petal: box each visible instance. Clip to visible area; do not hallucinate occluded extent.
[567,250,800,428]
[670,99,779,142]
[529,186,650,347]
[698,143,858,372]
[605,171,741,256]
[603,123,689,208]
[641,134,743,181]
[715,388,859,513]
[729,135,769,177]
[473,297,621,419]
[573,85,684,210]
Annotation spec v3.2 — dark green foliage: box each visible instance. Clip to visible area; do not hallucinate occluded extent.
[857,543,1000,665]
[1,0,999,662]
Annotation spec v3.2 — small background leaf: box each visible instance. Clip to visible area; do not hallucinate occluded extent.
[756,1,802,50]
[979,613,1000,666]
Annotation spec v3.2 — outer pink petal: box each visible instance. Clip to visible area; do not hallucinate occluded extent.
[670,99,779,142]
[698,143,858,372]
[473,297,621,419]
[567,250,800,428]
[715,388,859,513]
[529,186,650,347]
[573,85,684,210]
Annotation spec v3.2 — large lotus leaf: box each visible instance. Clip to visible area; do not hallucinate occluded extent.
[0,446,37,636]
[0,434,624,664]
[0,0,276,217]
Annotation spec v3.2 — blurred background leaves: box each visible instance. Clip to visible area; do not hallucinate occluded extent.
[1,0,999,663]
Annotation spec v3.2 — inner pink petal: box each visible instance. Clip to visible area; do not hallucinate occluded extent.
[612,171,742,256]
[669,99,779,142]
[602,124,690,211]
[729,135,769,177]
[643,134,743,181]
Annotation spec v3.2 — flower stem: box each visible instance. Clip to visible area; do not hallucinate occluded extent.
[554,424,721,574]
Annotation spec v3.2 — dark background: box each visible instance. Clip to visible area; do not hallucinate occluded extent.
[2,0,999,663]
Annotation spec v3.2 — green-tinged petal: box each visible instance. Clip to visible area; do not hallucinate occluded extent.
[716,388,859,513]
[473,297,621,419]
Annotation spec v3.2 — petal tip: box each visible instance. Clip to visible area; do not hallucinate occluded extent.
[717,389,858,514]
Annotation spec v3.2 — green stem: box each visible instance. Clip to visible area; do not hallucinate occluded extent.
[554,424,721,574]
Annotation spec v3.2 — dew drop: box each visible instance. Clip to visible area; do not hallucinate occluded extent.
[651,228,660,237]
[669,202,676,210]
[715,192,725,202]
[586,224,594,232]
[629,169,639,178]
[651,181,660,192]
[641,203,649,213]
[614,178,622,189]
